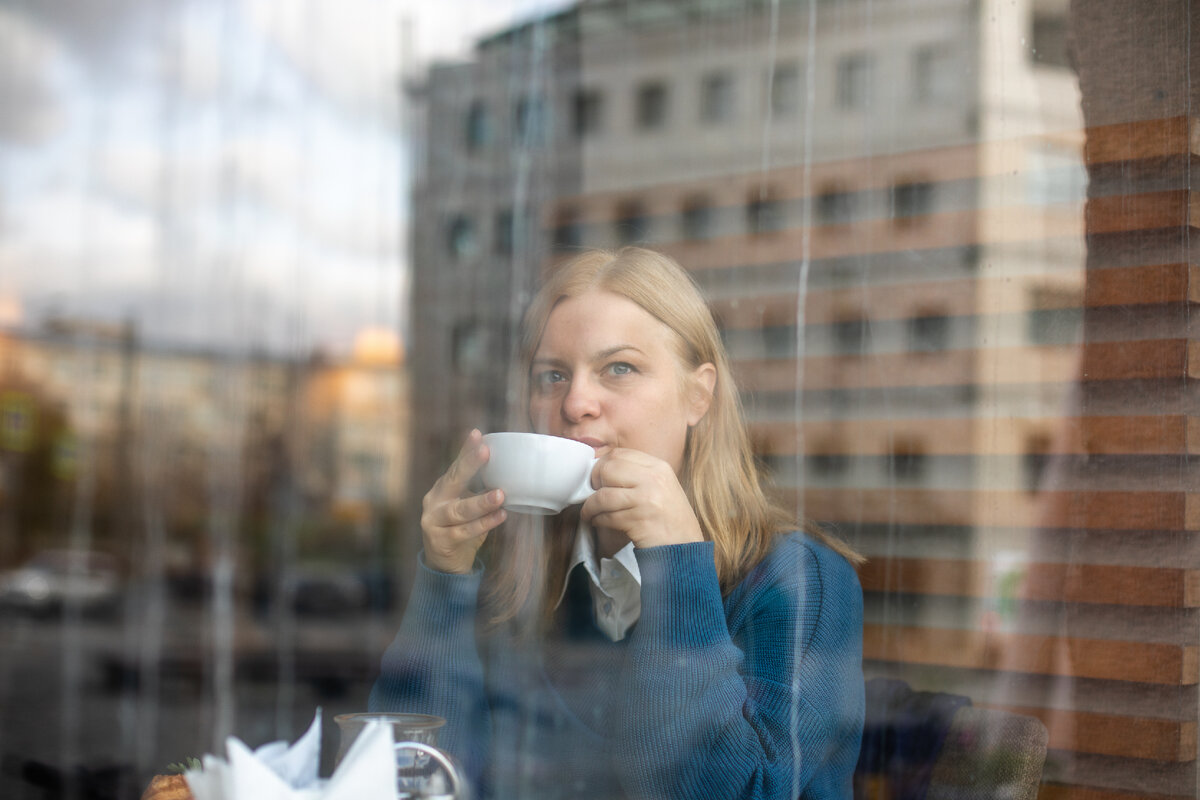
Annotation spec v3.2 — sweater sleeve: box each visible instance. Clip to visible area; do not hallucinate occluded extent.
[613,535,865,800]
[368,554,491,786]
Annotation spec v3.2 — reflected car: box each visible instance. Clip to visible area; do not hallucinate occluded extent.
[0,549,123,617]
[281,565,369,617]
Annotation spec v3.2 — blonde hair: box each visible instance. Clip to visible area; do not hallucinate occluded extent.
[482,247,861,625]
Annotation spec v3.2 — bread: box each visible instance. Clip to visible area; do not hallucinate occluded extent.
[140,774,195,800]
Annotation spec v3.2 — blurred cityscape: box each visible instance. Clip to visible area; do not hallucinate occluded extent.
[0,317,408,798]
[1,0,1199,799]
[0,317,408,573]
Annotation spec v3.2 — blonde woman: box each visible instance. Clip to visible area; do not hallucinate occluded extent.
[372,248,864,800]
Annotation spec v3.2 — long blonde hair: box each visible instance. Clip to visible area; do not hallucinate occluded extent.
[482,247,860,625]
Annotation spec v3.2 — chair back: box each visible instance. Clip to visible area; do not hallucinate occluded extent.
[926,706,1048,800]
[854,679,1048,800]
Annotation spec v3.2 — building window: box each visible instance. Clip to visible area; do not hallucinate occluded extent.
[1031,12,1070,68]
[446,215,477,261]
[493,208,514,257]
[451,319,488,373]
[892,180,935,222]
[761,325,795,358]
[700,72,734,124]
[1024,433,1052,493]
[614,199,649,245]
[1027,286,1083,344]
[747,188,785,234]
[961,244,982,269]
[816,184,857,225]
[835,52,872,109]
[681,194,714,240]
[465,101,491,152]
[888,440,927,481]
[514,94,545,145]
[832,317,869,355]
[912,45,957,105]
[636,81,669,130]
[810,451,849,477]
[553,206,583,251]
[770,62,803,117]
[572,88,604,138]
[908,313,950,352]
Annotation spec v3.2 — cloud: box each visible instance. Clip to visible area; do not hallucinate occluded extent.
[0,8,66,144]
[0,187,159,326]
[94,137,404,270]
[0,0,178,73]
[241,0,406,129]
[241,0,574,126]
[153,4,225,103]
[0,0,571,355]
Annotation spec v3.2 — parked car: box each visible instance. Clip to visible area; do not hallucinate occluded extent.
[0,549,123,617]
[281,564,370,618]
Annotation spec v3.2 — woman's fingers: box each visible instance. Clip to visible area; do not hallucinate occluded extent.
[434,490,506,534]
[422,491,505,573]
[420,429,506,573]
[581,487,638,528]
[591,449,678,497]
[583,448,703,548]
[433,428,490,501]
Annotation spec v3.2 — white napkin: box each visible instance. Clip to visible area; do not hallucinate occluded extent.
[184,709,399,800]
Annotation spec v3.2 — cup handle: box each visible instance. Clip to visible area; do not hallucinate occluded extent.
[394,741,467,799]
[567,456,599,506]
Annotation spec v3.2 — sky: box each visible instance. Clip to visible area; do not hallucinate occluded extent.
[0,0,570,359]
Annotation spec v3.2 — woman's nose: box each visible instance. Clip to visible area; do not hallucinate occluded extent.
[561,376,601,421]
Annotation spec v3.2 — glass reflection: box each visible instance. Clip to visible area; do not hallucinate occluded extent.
[0,1,1194,799]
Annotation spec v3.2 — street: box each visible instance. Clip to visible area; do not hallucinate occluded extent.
[0,591,400,799]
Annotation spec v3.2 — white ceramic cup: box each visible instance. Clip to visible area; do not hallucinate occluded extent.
[480,432,598,515]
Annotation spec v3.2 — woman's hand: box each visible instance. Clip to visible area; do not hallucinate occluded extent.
[581,447,704,550]
[420,429,507,573]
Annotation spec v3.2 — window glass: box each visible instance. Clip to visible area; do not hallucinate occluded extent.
[465,100,491,152]
[571,88,604,138]
[613,198,649,245]
[446,215,478,261]
[746,189,786,234]
[700,71,734,124]
[912,45,957,105]
[635,80,669,130]
[680,194,714,240]
[770,61,803,117]
[835,52,873,109]
[514,93,546,145]
[3,3,1195,800]
[493,208,514,257]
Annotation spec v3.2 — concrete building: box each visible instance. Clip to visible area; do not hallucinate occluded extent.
[404,0,1200,796]
[408,0,1081,574]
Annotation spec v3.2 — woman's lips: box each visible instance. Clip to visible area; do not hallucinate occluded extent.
[572,437,607,451]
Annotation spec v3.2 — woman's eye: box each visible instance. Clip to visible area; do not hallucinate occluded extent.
[608,362,634,376]
[534,369,567,389]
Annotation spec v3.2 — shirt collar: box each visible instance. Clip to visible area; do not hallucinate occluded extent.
[555,517,642,641]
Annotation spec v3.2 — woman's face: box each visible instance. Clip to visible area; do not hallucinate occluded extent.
[528,289,715,474]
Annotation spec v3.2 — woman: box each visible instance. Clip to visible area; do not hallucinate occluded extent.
[371,247,864,799]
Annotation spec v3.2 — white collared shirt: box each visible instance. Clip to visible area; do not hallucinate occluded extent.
[555,518,642,642]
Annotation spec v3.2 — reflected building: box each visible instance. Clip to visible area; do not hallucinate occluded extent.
[407,0,1200,797]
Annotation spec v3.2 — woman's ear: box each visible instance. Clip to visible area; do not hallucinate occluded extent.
[686,363,718,426]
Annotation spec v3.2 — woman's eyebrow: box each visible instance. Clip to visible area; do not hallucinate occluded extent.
[595,345,642,360]
[532,345,643,365]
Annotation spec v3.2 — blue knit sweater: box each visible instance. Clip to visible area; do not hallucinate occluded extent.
[370,532,864,800]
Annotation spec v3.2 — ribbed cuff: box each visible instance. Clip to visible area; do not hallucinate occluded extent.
[634,541,727,647]
[402,551,483,636]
